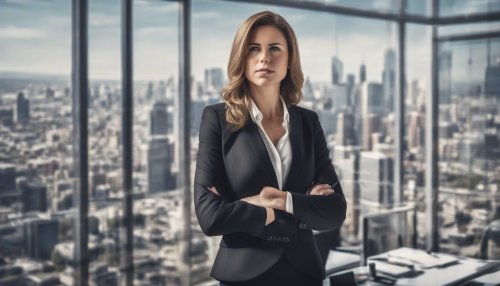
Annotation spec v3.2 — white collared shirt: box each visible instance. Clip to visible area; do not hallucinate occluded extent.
[249,95,294,215]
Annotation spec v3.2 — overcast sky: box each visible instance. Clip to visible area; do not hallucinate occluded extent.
[0,0,498,85]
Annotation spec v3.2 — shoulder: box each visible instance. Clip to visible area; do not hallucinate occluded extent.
[204,102,227,118]
[289,104,320,124]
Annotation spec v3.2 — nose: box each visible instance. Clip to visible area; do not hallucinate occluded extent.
[259,49,270,63]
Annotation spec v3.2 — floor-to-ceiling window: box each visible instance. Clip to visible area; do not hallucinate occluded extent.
[436,22,500,258]
[1,0,500,285]
[0,0,75,285]
[131,1,183,285]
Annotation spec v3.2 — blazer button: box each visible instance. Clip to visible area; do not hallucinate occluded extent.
[342,197,346,203]
[268,236,273,241]
[300,223,306,229]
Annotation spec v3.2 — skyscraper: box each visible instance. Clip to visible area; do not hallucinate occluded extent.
[332,56,344,85]
[333,145,361,242]
[302,76,314,101]
[0,163,16,194]
[150,101,168,136]
[361,82,384,117]
[46,87,55,99]
[382,48,395,114]
[359,151,394,208]
[363,113,382,151]
[332,84,349,113]
[146,81,154,101]
[204,67,224,95]
[360,63,366,83]
[24,218,58,260]
[439,51,452,104]
[408,111,424,148]
[337,112,355,146]
[147,135,172,194]
[346,74,355,103]
[23,181,48,213]
[16,91,30,123]
[485,63,500,100]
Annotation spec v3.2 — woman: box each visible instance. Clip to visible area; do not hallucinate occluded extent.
[194,11,347,286]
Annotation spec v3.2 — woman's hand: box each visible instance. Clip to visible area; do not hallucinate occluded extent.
[259,187,287,211]
[240,194,261,206]
[207,187,269,209]
[307,184,335,195]
[207,186,219,195]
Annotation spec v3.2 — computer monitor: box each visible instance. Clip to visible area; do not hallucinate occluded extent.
[361,205,417,266]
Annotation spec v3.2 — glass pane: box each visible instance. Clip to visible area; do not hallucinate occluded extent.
[437,36,500,257]
[406,0,430,16]
[327,16,399,248]
[0,0,74,284]
[191,1,400,278]
[87,0,123,284]
[132,1,182,285]
[292,0,399,14]
[440,0,500,17]
[405,23,431,250]
[439,21,500,38]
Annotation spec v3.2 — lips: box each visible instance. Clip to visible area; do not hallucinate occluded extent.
[256,69,274,74]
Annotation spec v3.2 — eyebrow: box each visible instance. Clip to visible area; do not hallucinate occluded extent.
[248,43,284,46]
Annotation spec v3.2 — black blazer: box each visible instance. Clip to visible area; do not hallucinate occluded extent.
[194,102,347,282]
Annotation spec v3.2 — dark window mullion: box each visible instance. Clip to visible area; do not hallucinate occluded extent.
[121,0,134,285]
[72,0,89,284]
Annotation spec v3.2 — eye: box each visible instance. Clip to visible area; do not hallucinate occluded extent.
[249,46,281,51]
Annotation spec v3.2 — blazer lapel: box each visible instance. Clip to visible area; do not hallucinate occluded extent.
[242,103,303,192]
[242,111,279,190]
[283,104,303,192]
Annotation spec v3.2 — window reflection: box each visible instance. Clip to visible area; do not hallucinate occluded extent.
[438,36,500,258]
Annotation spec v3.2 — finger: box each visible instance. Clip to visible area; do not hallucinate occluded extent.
[311,185,335,195]
[311,184,333,194]
[320,189,335,195]
[207,187,219,195]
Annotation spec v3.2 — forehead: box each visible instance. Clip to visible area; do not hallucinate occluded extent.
[248,25,286,43]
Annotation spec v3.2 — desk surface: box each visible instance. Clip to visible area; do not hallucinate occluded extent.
[324,247,500,286]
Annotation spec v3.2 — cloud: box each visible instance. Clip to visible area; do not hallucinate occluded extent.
[89,14,119,27]
[5,0,51,5]
[50,16,70,24]
[159,3,177,13]
[0,26,45,39]
[136,26,175,35]
[193,11,219,18]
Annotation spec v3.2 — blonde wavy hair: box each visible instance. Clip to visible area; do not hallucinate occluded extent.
[221,11,304,132]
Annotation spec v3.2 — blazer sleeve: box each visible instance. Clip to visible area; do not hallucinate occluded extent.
[194,106,299,246]
[289,111,347,231]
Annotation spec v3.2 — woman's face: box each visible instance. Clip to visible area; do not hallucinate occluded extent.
[244,25,289,88]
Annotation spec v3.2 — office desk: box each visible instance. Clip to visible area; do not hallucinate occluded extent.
[464,267,500,286]
[324,248,500,286]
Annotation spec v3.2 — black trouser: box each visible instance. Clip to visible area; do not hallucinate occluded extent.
[219,252,323,286]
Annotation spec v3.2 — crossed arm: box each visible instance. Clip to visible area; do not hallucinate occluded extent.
[206,184,336,226]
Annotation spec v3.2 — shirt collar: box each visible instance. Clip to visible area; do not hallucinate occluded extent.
[249,95,289,124]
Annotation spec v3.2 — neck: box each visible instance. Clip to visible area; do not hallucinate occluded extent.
[248,83,283,119]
